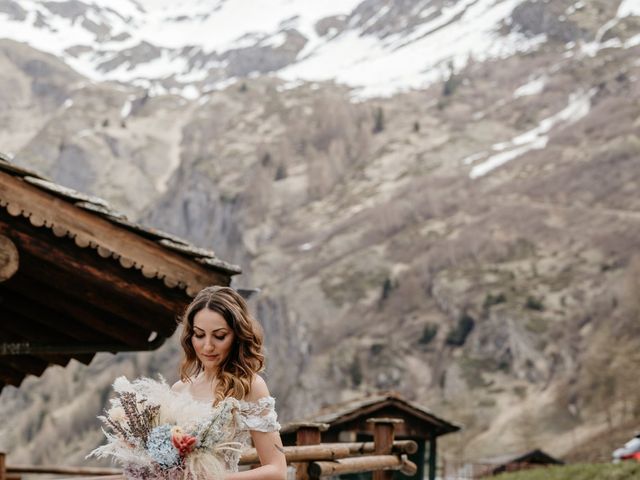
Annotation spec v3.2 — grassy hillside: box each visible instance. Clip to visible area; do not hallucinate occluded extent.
[496,462,640,480]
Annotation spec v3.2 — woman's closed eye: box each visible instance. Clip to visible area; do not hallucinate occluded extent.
[194,334,226,340]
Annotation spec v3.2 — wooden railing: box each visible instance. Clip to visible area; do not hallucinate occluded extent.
[1,417,417,480]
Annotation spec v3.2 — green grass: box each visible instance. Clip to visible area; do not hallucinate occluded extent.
[496,463,640,480]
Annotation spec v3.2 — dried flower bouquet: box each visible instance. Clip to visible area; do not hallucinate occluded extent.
[88,376,241,480]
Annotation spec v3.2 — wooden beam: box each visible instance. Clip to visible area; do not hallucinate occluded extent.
[240,445,351,465]
[7,465,122,476]
[1,220,182,336]
[2,276,150,347]
[0,326,51,373]
[1,284,105,343]
[0,303,88,364]
[238,442,418,465]
[0,235,18,282]
[318,441,418,456]
[0,305,77,342]
[0,173,233,292]
[309,455,417,477]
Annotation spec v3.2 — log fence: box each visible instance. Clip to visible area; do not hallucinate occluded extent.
[1,417,417,480]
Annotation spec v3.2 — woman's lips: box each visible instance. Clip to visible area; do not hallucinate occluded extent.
[203,354,218,360]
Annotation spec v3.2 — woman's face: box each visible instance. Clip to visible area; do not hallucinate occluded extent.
[191,308,235,373]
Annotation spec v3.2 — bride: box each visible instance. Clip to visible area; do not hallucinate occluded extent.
[171,286,287,480]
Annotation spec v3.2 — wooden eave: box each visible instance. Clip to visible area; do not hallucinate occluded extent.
[0,157,242,391]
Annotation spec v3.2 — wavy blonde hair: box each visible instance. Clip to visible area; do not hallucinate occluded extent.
[179,286,264,403]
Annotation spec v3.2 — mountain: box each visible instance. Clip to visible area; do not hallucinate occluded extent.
[1,0,621,97]
[1,0,640,468]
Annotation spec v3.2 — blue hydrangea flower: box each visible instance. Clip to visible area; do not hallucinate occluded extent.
[147,425,180,467]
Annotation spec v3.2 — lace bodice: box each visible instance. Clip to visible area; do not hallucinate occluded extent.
[193,395,281,472]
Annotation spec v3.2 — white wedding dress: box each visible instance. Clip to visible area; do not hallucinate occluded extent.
[216,395,282,472]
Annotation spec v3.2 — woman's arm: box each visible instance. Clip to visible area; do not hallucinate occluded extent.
[225,376,287,480]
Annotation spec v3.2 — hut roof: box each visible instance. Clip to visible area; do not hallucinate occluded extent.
[0,153,241,391]
[477,449,563,466]
[282,391,461,438]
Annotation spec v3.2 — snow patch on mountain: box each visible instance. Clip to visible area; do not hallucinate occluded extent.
[580,0,640,57]
[618,0,640,18]
[514,76,547,97]
[469,89,596,179]
[282,0,547,97]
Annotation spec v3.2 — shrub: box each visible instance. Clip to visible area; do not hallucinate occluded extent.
[442,61,459,97]
[372,107,384,134]
[525,296,544,311]
[446,313,475,346]
[378,277,394,307]
[484,292,507,309]
[350,356,363,387]
[419,323,439,345]
[274,164,287,181]
[261,151,272,167]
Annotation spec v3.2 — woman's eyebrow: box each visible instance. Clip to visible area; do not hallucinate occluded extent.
[193,326,228,333]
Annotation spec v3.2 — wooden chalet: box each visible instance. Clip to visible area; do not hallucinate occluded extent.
[281,391,461,480]
[0,153,241,391]
[475,449,563,476]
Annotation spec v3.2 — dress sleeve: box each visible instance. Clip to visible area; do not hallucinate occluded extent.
[237,396,281,432]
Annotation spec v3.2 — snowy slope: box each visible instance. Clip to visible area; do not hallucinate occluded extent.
[0,0,543,97]
[0,0,638,97]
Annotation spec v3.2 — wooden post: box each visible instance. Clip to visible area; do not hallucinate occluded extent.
[0,452,6,480]
[428,435,437,480]
[289,422,328,480]
[367,418,403,480]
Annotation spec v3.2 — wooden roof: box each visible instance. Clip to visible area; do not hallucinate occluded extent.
[0,153,241,391]
[477,449,564,466]
[476,449,563,476]
[282,391,461,441]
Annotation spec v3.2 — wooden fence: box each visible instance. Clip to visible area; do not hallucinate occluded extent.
[1,417,417,480]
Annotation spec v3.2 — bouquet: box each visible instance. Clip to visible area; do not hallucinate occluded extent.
[88,376,242,480]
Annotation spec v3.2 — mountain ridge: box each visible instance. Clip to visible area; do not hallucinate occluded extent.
[0,0,602,97]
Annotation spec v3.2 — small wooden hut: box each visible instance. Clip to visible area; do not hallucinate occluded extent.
[476,449,563,476]
[281,392,461,480]
[0,154,241,391]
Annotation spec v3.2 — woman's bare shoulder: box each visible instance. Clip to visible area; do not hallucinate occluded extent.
[171,379,188,393]
[245,374,270,402]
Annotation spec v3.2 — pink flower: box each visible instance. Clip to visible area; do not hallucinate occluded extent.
[171,427,197,458]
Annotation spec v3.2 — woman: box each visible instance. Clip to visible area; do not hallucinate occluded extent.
[171,286,287,480]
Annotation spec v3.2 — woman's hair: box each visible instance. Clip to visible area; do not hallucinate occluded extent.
[179,286,264,403]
